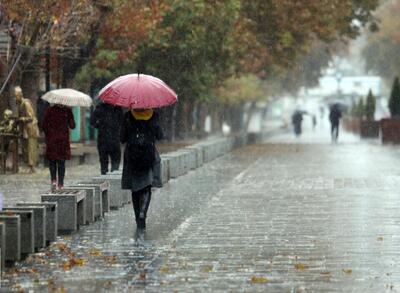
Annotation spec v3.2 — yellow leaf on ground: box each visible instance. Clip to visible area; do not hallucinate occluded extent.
[295,263,309,271]
[104,256,118,265]
[250,276,269,284]
[159,266,170,274]
[342,269,352,274]
[377,236,384,241]
[89,249,103,257]
[203,265,213,273]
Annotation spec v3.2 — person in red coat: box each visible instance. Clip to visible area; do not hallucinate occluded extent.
[42,104,76,191]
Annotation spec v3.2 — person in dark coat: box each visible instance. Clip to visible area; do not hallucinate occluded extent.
[91,102,123,175]
[120,109,163,230]
[42,105,76,191]
[291,110,304,137]
[329,104,342,142]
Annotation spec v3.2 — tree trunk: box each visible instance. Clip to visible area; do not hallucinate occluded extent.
[20,54,41,111]
[194,102,207,139]
[211,103,222,134]
[244,101,257,132]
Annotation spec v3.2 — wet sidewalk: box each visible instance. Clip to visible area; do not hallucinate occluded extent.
[3,127,400,292]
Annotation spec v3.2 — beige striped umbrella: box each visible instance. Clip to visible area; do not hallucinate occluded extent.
[41,88,92,107]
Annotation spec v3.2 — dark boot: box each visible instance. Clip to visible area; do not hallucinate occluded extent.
[138,187,152,229]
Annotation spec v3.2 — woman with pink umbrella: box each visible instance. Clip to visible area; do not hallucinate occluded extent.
[99,74,177,230]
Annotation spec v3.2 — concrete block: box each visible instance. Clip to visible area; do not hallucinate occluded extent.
[41,190,86,232]
[76,181,110,215]
[0,215,21,262]
[66,186,98,221]
[0,210,34,254]
[92,176,122,209]
[160,157,170,183]
[0,222,6,270]
[185,145,204,168]
[16,202,58,245]
[11,205,46,250]
[161,154,178,179]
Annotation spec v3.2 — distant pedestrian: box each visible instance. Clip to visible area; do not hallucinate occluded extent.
[291,110,304,137]
[312,114,317,131]
[42,104,76,191]
[91,102,123,175]
[329,104,342,142]
[120,109,163,230]
[15,86,40,173]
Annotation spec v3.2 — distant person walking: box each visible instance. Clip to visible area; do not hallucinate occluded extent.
[120,109,163,230]
[91,102,123,175]
[312,114,317,131]
[42,104,76,191]
[291,110,304,137]
[329,104,342,142]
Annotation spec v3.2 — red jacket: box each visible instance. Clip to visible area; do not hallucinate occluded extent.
[42,106,75,160]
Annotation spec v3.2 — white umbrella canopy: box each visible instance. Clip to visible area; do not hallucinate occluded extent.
[41,88,92,107]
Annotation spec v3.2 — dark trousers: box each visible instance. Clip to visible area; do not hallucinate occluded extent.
[98,143,121,175]
[131,186,152,222]
[331,122,339,142]
[49,160,65,185]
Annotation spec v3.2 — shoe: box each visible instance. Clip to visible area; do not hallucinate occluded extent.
[51,180,57,192]
[58,184,64,190]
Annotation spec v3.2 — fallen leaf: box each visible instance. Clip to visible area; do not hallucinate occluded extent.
[377,236,384,241]
[295,263,309,271]
[342,269,352,275]
[250,276,269,284]
[61,261,72,271]
[89,249,102,257]
[159,266,170,274]
[104,256,118,265]
[202,265,213,273]
[320,271,331,276]
[139,272,146,280]
[72,258,86,266]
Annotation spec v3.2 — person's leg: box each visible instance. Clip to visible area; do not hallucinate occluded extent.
[335,123,339,140]
[49,159,57,191]
[57,160,66,188]
[110,145,121,172]
[131,189,141,224]
[27,138,38,172]
[138,186,152,229]
[98,144,109,175]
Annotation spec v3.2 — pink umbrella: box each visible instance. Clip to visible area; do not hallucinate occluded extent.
[98,74,178,109]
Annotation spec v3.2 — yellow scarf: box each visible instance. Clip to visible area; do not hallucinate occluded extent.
[131,109,154,120]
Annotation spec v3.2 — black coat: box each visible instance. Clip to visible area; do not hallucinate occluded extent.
[91,103,123,148]
[120,111,163,191]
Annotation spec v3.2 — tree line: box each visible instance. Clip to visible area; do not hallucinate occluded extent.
[0,0,379,141]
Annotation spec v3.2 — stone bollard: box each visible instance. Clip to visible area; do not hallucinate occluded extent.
[8,205,46,251]
[66,186,100,221]
[161,153,185,178]
[75,181,110,215]
[92,176,123,209]
[160,157,170,184]
[16,202,58,245]
[0,210,34,255]
[0,222,5,272]
[41,190,86,233]
[0,215,21,262]
[185,145,204,168]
